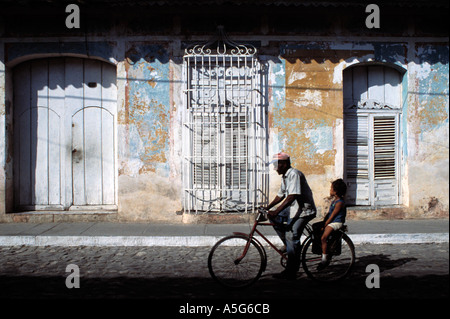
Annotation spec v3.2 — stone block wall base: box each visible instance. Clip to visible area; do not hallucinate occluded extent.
[347,206,449,220]
[182,213,257,224]
[1,206,448,223]
[0,212,118,223]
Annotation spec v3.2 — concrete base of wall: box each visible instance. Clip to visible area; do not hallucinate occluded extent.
[0,211,118,223]
[182,212,258,224]
[0,206,448,223]
[347,206,449,220]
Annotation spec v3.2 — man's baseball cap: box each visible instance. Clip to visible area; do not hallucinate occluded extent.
[268,152,290,165]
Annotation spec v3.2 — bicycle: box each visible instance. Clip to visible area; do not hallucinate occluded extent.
[208,207,355,288]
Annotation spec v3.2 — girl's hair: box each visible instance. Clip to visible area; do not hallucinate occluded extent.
[332,179,347,199]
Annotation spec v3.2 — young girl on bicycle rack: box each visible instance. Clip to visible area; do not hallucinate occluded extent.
[318,179,347,270]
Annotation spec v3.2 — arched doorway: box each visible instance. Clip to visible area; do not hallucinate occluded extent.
[13,57,117,211]
[343,63,404,206]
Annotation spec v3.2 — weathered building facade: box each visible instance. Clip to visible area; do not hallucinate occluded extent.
[0,0,448,223]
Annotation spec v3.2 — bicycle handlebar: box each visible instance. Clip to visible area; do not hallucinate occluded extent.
[256,207,268,214]
[256,207,269,222]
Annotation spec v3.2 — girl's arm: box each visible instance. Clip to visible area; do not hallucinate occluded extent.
[324,200,344,227]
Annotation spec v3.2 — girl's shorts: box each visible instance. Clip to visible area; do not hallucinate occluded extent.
[327,222,343,231]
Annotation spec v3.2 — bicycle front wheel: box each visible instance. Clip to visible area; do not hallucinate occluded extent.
[208,235,266,289]
[301,233,355,282]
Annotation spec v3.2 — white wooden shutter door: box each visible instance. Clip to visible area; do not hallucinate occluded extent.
[71,60,116,208]
[13,60,63,210]
[345,113,371,205]
[13,58,116,211]
[344,65,402,206]
[72,107,115,206]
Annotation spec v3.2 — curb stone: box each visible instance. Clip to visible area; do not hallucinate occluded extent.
[0,233,448,247]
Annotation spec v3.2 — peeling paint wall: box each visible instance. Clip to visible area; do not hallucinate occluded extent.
[118,43,182,222]
[0,10,448,221]
[269,47,343,212]
[277,46,342,176]
[406,43,449,217]
[120,43,170,176]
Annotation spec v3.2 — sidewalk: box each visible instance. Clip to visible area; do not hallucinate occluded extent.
[0,219,448,246]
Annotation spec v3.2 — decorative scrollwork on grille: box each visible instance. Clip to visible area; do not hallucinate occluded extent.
[184,25,257,57]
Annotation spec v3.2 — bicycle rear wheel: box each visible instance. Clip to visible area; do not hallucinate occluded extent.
[301,233,355,282]
[208,235,266,288]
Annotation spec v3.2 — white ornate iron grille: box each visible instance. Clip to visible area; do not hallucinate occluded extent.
[182,28,268,214]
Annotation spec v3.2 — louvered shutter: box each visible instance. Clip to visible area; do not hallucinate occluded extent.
[373,116,399,205]
[193,113,218,189]
[225,115,248,189]
[345,113,371,205]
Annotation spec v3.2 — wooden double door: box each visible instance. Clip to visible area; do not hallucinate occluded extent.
[13,57,117,211]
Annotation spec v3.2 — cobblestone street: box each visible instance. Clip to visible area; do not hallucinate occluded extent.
[0,243,448,300]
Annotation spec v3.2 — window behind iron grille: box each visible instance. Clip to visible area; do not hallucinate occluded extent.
[182,38,267,213]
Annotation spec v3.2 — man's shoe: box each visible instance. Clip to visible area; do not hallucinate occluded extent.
[273,270,296,280]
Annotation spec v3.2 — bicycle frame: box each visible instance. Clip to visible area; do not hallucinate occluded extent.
[232,211,287,265]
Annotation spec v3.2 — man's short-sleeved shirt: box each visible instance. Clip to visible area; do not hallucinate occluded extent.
[277,168,317,218]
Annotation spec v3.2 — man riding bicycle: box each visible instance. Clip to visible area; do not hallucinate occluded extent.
[264,152,317,280]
